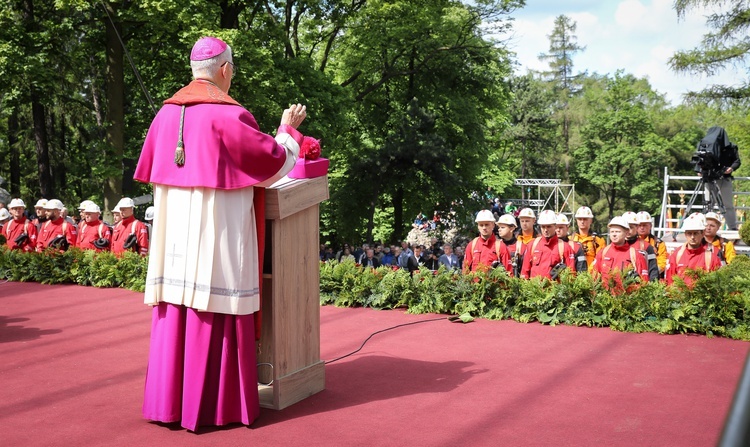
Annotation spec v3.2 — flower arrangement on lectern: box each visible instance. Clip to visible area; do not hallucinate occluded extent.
[289,136,329,179]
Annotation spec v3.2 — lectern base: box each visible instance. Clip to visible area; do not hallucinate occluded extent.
[258,360,326,410]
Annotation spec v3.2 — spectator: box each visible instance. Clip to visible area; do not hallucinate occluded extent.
[380,246,395,266]
[438,244,460,270]
[360,248,380,268]
[338,246,355,262]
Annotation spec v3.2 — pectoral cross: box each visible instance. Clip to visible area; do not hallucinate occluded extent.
[166,244,183,267]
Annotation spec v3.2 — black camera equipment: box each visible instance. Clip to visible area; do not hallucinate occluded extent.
[685,127,731,217]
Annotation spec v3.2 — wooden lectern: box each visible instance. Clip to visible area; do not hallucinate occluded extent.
[257,175,328,410]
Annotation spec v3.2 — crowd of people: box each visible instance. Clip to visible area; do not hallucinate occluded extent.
[323,205,738,289]
[0,197,151,255]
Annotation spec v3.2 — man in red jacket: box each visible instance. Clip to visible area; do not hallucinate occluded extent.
[520,210,576,280]
[77,202,112,251]
[463,209,510,274]
[3,198,38,252]
[111,197,149,256]
[590,216,649,288]
[36,199,77,251]
[665,212,721,286]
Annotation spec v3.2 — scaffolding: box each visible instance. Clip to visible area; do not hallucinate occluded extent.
[656,167,749,251]
[512,179,576,217]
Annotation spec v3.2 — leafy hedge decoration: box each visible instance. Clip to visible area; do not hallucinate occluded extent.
[3,247,750,340]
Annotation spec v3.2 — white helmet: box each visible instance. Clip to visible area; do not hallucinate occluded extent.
[518,208,536,219]
[78,200,96,210]
[555,213,570,225]
[496,214,516,227]
[574,206,594,219]
[83,203,101,213]
[43,199,64,210]
[145,206,155,221]
[34,199,48,208]
[682,212,706,231]
[116,197,135,209]
[635,211,652,224]
[537,210,557,225]
[705,212,723,224]
[608,216,630,230]
[475,209,495,223]
[8,198,25,208]
[621,211,638,226]
[0,208,10,220]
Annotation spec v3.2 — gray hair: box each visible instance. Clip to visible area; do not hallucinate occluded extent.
[190,45,233,80]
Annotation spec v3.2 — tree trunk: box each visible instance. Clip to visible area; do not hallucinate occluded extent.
[365,190,378,243]
[103,1,125,221]
[392,186,404,242]
[220,0,241,29]
[8,110,20,196]
[31,91,53,198]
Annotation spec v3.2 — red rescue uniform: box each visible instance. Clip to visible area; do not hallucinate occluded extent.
[590,242,649,287]
[463,234,511,274]
[665,243,721,286]
[36,217,77,251]
[520,235,576,279]
[77,220,112,252]
[3,216,38,252]
[111,215,149,256]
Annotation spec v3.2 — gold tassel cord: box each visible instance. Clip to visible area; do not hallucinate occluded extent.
[174,105,186,167]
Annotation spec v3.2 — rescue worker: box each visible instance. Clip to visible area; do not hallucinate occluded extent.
[463,209,511,274]
[112,205,122,225]
[635,211,667,276]
[555,213,587,273]
[665,213,721,286]
[111,197,149,256]
[76,202,112,251]
[516,207,538,245]
[496,213,523,277]
[520,210,576,280]
[3,198,38,252]
[77,200,96,225]
[31,199,48,231]
[704,212,736,265]
[144,205,155,244]
[36,199,77,251]
[590,216,649,287]
[0,208,9,228]
[570,206,605,269]
[623,211,659,281]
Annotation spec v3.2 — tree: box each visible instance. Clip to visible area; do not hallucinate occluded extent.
[538,15,585,167]
[670,0,750,101]
[573,72,669,219]
[500,73,556,196]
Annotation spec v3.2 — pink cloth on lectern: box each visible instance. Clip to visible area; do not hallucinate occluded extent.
[142,303,259,430]
[134,99,301,190]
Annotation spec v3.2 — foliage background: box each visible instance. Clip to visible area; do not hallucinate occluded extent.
[1,1,749,245]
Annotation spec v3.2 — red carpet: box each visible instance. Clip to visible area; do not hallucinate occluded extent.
[1,281,747,446]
